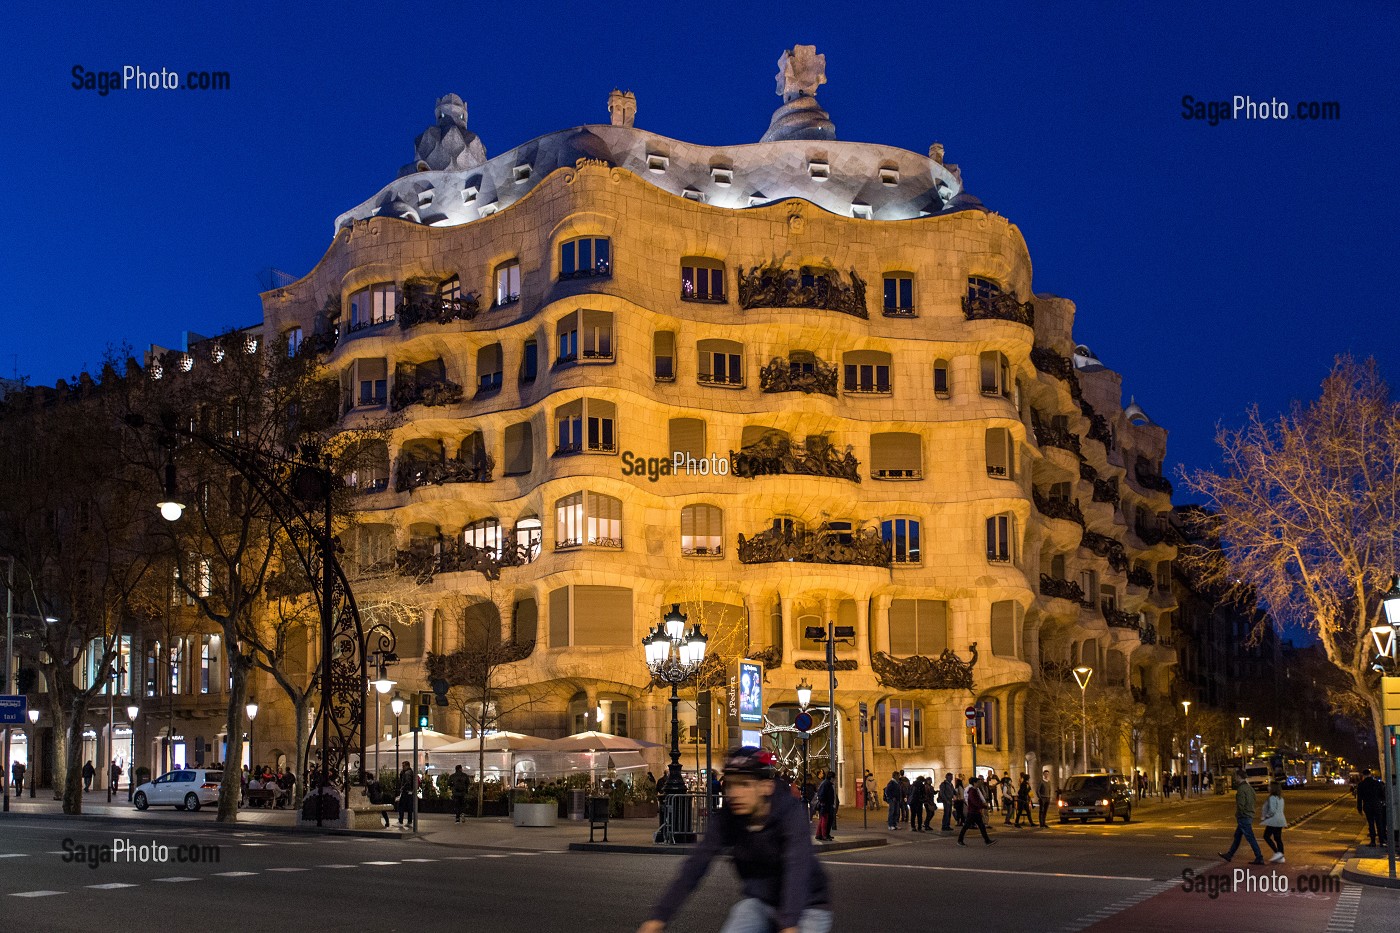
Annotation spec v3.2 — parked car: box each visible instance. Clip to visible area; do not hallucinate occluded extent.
[1057,772,1133,823]
[133,769,223,811]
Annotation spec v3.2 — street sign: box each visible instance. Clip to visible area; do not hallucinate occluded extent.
[965,705,977,718]
[858,701,868,734]
[0,695,27,725]
[794,711,813,732]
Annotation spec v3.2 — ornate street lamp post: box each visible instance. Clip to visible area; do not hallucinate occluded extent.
[126,703,140,801]
[796,677,813,802]
[27,708,39,797]
[1073,666,1093,772]
[390,692,405,778]
[644,604,707,840]
[244,698,259,782]
[1368,574,1400,880]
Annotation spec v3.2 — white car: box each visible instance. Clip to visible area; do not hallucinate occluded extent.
[133,769,224,811]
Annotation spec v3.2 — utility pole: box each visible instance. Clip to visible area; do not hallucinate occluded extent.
[3,556,12,813]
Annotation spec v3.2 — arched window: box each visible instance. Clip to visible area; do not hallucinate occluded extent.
[680,504,723,556]
[503,421,534,475]
[514,515,542,562]
[554,491,623,549]
[556,310,613,363]
[477,343,503,393]
[697,339,744,387]
[555,398,617,454]
[463,518,503,558]
[880,517,921,564]
[559,236,611,279]
[494,259,521,306]
[843,350,892,394]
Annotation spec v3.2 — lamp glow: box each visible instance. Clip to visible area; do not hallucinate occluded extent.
[796,677,813,710]
[390,692,405,718]
[158,500,186,522]
[245,699,259,721]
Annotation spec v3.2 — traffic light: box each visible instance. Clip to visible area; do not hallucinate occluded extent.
[415,691,432,732]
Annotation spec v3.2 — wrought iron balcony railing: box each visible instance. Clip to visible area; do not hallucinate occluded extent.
[731,436,861,482]
[396,292,482,329]
[1081,529,1129,572]
[961,291,1034,326]
[394,454,494,492]
[1127,566,1156,589]
[759,356,838,396]
[1033,489,1085,525]
[1134,457,1173,494]
[1039,574,1085,603]
[737,262,869,319]
[395,534,531,583]
[390,378,463,412]
[1101,600,1140,630]
[737,523,890,568]
[1032,412,1082,455]
[1092,476,1120,506]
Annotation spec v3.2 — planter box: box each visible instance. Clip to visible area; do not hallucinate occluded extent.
[623,801,659,819]
[513,802,558,827]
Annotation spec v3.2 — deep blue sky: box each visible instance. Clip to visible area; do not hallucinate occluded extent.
[3,1,1396,488]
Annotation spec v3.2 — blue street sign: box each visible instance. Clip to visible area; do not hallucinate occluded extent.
[0,695,27,725]
[794,711,813,732]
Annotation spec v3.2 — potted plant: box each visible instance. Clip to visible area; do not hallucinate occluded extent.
[512,787,559,827]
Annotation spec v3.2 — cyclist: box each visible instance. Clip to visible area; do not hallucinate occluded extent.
[638,746,833,933]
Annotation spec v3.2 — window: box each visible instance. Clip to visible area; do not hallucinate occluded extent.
[503,421,534,476]
[344,358,388,408]
[549,585,634,647]
[882,274,915,316]
[888,599,945,656]
[975,697,1000,746]
[879,165,900,185]
[494,259,521,306]
[808,160,830,180]
[933,359,951,398]
[555,491,623,549]
[681,257,726,302]
[851,202,872,220]
[985,427,1017,479]
[477,343,503,393]
[875,699,922,749]
[555,398,617,454]
[348,282,398,330]
[986,513,1016,563]
[519,339,538,384]
[1079,570,1098,605]
[439,275,462,306]
[991,601,1020,658]
[514,516,542,562]
[463,518,503,558]
[556,310,613,363]
[697,339,744,387]
[352,523,394,572]
[1157,560,1172,591]
[669,417,706,461]
[654,331,676,381]
[870,432,922,480]
[843,350,892,394]
[966,276,1003,305]
[881,517,922,564]
[559,237,611,279]
[711,166,733,186]
[345,440,390,493]
[513,163,531,183]
[200,635,213,694]
[285,327,303,357]
[979,351,1011,398]
[1100,584,1117,612]
[681,504,723,556]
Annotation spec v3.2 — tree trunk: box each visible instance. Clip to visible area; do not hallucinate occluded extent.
[47,691,68,801]
[62,709,88,815]
[293,695,309,810]
[217,657,248,822]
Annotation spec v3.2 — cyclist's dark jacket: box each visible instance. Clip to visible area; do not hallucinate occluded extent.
[649,787,830,928]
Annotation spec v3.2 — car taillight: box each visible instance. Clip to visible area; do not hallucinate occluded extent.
[202,782,219,789]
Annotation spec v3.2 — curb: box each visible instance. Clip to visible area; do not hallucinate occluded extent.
[568,837,889,856]
[4,810,414,840]
[1340,857,1400,889]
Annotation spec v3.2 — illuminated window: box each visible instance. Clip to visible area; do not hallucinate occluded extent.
[681,258,726,302]
[554,491,623,549]
[875,699,922,748]
[680,504,723,556]
[494,260,521,306]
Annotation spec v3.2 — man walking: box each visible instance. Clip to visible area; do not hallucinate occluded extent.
[1357,769,1387,848]
[396,760,417,827]
[109,760,122,795]
[908,776,926,832]
[883,771,903,830]
[1015,773,1033,827]
[938,772,956,831]
[1037,768,1052,828]
[448,764,471,823]
[814,770,837,841]
[1219,766,1265,865]
[958,776,995,846]
[11,759,25,797]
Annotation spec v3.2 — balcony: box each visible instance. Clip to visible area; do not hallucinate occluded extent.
[737,523,890,568]
[737,262,869,319]
[1030,346,1080,398]
[1101,600,1140,630]
[390,377,463,412]
[1039,574,1085,603]
[396,291,482,329]
[1134,457,1173,494]
[1133,521,1165,547]
[1091,476,1120,506]
[680,544,724,558]
[554,440,617,457]
[1127,566,1156,589]
[881,305,917,319]
[394,454,494,492]
[697,372,745,389]
[1081,529,1129,572]
[731,435,861,482]
[759,356,838,397]
[1032,413,1082,455]
[871,648,976,691]
[396,535,529,583]
[1139,622,1159,646]
[1082,401,1114,448]
[1033,489,1085,525]
[872,468,922,481]
[961,291,1034,326]
[558,259,612,282]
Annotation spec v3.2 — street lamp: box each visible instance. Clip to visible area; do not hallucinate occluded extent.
[126,703,139,801]
[1073,666,1093,772]
[796,678,813,802]
[371,669,395,781]
[27,708,39,798]
[156,458,186,522]
[1238,716,1250,758]
[1181,700,1192,793]
[390,692,405,780]
[245,698,258,775]
[644,604,708,839]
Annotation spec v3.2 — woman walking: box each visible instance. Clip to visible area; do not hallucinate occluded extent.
[1261,782,1287,863]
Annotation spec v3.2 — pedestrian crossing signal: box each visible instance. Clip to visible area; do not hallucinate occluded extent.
[415,691,432,731]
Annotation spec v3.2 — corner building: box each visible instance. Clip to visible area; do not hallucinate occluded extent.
[261,47,1179,800]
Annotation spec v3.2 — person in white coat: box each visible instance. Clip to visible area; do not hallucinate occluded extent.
[1261,782,1287,863]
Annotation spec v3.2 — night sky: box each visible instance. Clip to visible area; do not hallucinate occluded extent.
[3,1,1395,491]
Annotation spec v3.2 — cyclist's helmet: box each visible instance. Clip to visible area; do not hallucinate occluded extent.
[722,746,777,779]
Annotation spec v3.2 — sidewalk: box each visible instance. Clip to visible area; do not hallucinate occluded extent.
[1342,845,1400,889]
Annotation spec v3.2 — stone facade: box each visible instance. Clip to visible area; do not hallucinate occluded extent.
[256,52,1178,798]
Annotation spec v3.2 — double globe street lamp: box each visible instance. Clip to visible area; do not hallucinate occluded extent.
[643,604,708,800]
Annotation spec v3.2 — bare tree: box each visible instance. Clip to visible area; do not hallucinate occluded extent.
[1184,357,1400,755]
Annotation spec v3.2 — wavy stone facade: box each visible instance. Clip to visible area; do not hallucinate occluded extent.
[259,52,1178,796]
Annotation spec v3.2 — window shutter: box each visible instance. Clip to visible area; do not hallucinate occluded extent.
[871,432,921,473]
[980,352,997,392]
[503,422,533,475]
[512,598,539,644]
[572,585,633,646]
[479,344,502,373]
[918,601,948,656]
[549,587,570,647]
[991,601,1017,657]
[669,418,706,458]
[985,428,1008,476]
[889,600,918,656]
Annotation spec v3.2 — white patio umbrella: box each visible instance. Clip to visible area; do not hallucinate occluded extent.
[551,732,662,786]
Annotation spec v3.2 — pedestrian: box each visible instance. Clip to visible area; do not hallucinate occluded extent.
[814,770,837,841]
[1261,782,1286,863]
[1218,766,1265,865]
[11,760,25,797]
[953,774,966,826]
[862,769,876,810]
[1037,769,1052,827]
[908,776,926,832]
[922,778,937,830]
[365,773,391,827]
[899,771,911,824]
[448,764,471,823]
[637,747,831,933]
[958,776,995,846]
[1357,769,1386,847]
[985,773,999,814]
[109,760,122,794]
[938,772,956,831]
[1003,774,1016,825]
[884,771,903,830]
[1015,773,1033,827]
[1178,772,1186,801]
[1135,769,1145,801]
[82,760,95,791]
[396,760,417,827]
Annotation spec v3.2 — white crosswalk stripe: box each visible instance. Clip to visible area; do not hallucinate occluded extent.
[214,871,258,877]
[87,883,138,890]
[10,891,63,897]
[267,867,309,872]
[153,877,199,883]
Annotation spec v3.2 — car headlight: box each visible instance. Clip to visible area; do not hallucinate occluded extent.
[1098,799,1109,806]
[1057,799,1066,807]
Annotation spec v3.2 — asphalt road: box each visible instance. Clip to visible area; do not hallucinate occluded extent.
[0,787,1395,932]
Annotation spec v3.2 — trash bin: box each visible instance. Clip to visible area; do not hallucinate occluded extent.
[568,788,587,821]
